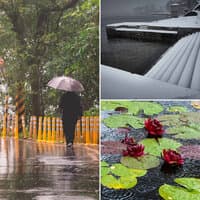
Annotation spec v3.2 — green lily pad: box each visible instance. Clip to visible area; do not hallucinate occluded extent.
[158,113,200,127]
[184,112,200,124]
[167,123,200,139]
[139,138,182,157]
[120,155,160,170]
[101,161,109,167]
[159,178,200,200]
[101,101,163,115]
[101,167,110,177]
[158,114,181,127]
[101,174,137,189]
[110,163,147,177]
[167,106,188,113]
[103,114,144,129]
[175,178,200,193]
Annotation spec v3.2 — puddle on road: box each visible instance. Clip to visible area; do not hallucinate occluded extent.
[0,139,99,200]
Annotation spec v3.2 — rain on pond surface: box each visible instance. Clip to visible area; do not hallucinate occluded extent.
[101,101,200,200]
[0,139,99,200]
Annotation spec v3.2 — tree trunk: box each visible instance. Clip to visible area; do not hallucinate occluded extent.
[30,65,43,116]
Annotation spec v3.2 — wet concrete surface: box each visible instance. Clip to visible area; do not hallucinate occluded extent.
[0,138,99,200]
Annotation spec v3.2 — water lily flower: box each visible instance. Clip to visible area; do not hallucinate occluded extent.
[123,144,145,158]
[121,136,136,146]
[162,149,184,166]
[144,118,164,137]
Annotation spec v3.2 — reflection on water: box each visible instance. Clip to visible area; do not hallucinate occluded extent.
[101,17,171,75]
[0,138,98,200]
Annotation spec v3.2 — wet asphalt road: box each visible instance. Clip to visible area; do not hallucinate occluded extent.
[0,138,99,200]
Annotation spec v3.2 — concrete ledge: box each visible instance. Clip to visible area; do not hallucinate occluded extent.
[101,65,200,99]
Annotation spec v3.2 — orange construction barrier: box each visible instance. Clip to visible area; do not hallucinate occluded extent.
[85,116,90,144]
[51,117,56,142]
[14,114,19,139]
[93,116,99,144]
[37,116,42,141]
[29,116,33,138]
[12,114,15,137]
[2,114,6,137]
[59,118,64,143]
[42,117,47,141]
[32,116,37,140]
[21,115,26,138]
[47,117,51,142]
[56,118,60,143]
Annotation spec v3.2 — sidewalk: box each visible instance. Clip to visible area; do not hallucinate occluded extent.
[0,138,99,200]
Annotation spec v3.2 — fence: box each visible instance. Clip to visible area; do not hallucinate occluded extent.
[0,114,99,144]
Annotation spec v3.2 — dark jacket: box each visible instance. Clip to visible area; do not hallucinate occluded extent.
[59,92,82,120]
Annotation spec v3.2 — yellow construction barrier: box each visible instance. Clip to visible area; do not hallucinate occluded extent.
[14,114,19,139]
[32,116,37,140]
[1,114,99,144]
[21,115,26,138]
[42,117,47,141]
[37,116,42,141]
[51,117,56,143]
[47,117,51,142]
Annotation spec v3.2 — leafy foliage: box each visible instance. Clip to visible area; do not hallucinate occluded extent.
[167,106,188,113]
[159,178,200,200]
[167,123,200,139]
[120,155,160,169]
[0,0,99,116]
[101,162,146,189]
[103,114,144,129]
[101,101,163,115]
[140,138,182,157]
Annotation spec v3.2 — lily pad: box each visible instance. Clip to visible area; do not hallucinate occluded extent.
[167,123,200,139]
[140,138,182,157]
[101,101,163,115]
[158,113,200,127]
[158,114,181,127]
[167,106,188,113]
[110,163,147,177]
[101,167,110,177]
[103,114,144,129]
[101,161,109,167]
[101,175,137,189]
[175,178,200,193]
[159,178,200,200]
[120,155,160,170]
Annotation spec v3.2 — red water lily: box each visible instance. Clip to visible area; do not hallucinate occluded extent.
[144,118,164,137]
[121,136,136,146]
[162,149,184,166]
[123,144,145,158]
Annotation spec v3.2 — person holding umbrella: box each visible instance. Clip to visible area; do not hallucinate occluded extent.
[48,76,83,148]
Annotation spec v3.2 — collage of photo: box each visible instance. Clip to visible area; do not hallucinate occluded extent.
[0,0,200,200]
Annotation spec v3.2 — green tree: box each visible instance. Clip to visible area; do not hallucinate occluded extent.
[0,0,99,116]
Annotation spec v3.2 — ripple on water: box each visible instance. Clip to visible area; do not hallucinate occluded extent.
[101,187,136,200]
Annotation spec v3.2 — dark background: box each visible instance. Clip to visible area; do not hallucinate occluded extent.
[101,0,176,74]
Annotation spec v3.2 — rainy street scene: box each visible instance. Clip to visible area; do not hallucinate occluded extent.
[0,1,99,200]
[101,0,200,99]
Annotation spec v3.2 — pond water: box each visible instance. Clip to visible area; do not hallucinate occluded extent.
[101,0,172,74]
[101,101,200,200]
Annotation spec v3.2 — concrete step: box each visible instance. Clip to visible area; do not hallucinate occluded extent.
[145,32,200,90]
[101,65,200,99]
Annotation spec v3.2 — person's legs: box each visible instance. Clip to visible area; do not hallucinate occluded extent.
[63,118,77,145]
